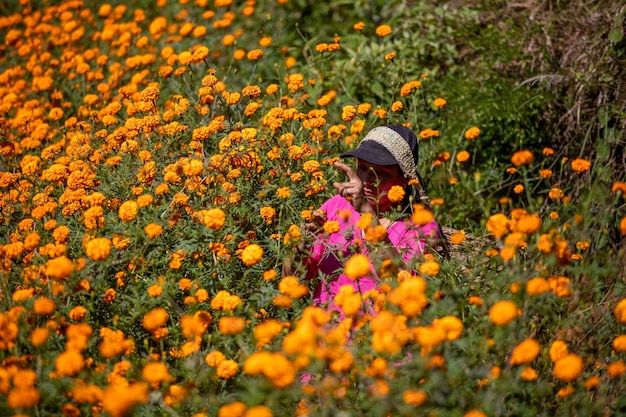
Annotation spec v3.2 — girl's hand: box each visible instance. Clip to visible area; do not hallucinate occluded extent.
[332,161,372,214]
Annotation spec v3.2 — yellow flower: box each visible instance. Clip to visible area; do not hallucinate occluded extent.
[488,300,518,325]
[553,353,584,381]
[375,24,392,37]
[344,253,371,280]
[240,244,263,266]
[85,238,112,261]
[510,338,541,365]
[195,208,226,230]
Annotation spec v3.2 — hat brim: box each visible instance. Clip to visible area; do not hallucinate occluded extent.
[340,141,398,166]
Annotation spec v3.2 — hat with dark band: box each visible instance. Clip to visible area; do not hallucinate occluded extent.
[340,125,419,179]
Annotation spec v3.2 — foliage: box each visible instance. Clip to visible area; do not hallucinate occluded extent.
[0,0,624,417]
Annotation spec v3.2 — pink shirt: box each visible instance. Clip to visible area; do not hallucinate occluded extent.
[307,195,439,312]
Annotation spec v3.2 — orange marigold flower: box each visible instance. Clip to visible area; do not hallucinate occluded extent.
[456,150,470,163]
[142,362,174,385]
[584,376,601,389]
[614,298,626,323]
[553,353,584,381]
[142,308,169,332]
[418,260,440,276]
[411,204,434,226]
[433,98,447,108]
[520,367,538,381]
[464,127,480,140]
[570,158,591,173]
[511,150,534,167]
[387,185,405,203]
[510,338,541,365]
[240,243,263,266]
[218,402,247,417]
[385,51,396,60]
[489,300,518,325]
[247,49,264,61]
[31,327,50,347]
[612,181,626,194]
[344,253,371,280]
[486,213,509,238]
[390,100,403,112]
[375,24,392,37]
[55,349,84,377]
[218,316,245,335]
[44,256,75,279]
[608,359,626,378]
[118,200,139,223]
[613,334,626,352]
[33,297,55,315]
[195,208,226,230]
[353,21,365,30]
[85,238,112,261]
[526,277,550,295]
[549,340,569,362]
[144,223,163,238]
[217,359,239,379]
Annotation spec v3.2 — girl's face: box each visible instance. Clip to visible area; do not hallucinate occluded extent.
[356,159,407,213]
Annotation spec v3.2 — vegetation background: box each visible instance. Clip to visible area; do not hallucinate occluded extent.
[0,0,625,416]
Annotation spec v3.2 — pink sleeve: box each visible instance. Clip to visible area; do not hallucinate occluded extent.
[387,220,440,264]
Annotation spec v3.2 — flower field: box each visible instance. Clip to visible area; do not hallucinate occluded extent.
[0,1,625,416]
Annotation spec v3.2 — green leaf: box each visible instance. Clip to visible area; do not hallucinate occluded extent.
[609,29,624,43]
